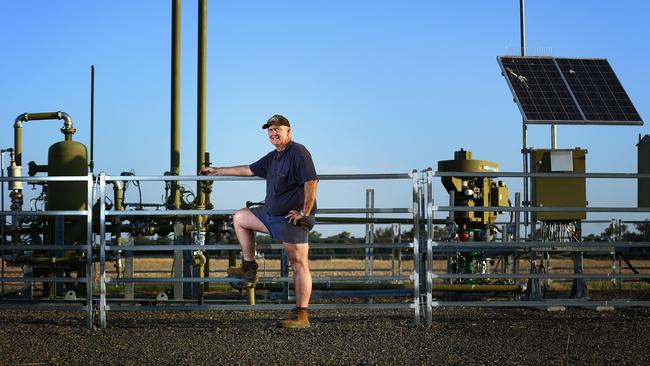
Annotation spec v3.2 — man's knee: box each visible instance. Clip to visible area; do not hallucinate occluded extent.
[233,208,247,227]
[233,208,268,234]
[285,245,310,271]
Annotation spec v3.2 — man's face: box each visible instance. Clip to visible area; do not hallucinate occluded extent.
[267,125,291,148]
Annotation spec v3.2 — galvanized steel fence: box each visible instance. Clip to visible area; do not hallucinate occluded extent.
[2,170,650,328]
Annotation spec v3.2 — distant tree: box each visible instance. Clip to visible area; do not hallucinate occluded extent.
[308,230,322,242]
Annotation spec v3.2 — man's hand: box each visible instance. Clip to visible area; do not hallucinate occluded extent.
[285,210,304,225]
[286,210,314,230]
[199,167,218,176]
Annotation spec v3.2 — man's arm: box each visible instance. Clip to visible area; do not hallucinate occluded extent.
[302,179,318,216]
[199,165,254,177]
[287,179,318,225]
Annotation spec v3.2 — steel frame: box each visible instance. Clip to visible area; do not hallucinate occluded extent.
[2,170,649,329]
[96,172,420,328]
[0,175,94,328]
[424,170,650,325]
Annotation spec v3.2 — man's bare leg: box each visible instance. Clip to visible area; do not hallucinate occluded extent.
[232,208,268,261]
[283,243,311,308]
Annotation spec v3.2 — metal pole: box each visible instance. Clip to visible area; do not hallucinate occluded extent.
[391,223,397,276]
[514,192,521,297]
[85,174,94,329]
[397,223,402,275]
[365,189,374,277]
[99,173,107,328]
[426,169,434,325]
[196,0,207,210]
[170,0,181,209]
[90,65,95,173]
[520,0,526,57]
[411,170,420,323]
[551,124,557,149]
[520,0,529,240]
[1,151,4,295]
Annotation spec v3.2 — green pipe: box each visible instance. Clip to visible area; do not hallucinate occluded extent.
[170,0,182,209]
[13,127,21,167]
[21,112,60,120]
[112,183,124,246]
[196,0,207,212]
[13,111,75,168]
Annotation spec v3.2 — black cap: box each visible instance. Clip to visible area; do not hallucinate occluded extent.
[262,114,291,129]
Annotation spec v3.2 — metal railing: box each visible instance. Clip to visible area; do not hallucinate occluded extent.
[0,175,94,328]
[96,172,420,328]
[1,170,649,329]
[424,169,650,325]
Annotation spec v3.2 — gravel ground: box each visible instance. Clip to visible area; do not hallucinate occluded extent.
[1,307,649,365]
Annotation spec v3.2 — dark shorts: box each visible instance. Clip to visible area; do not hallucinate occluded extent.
[250,205,314,244]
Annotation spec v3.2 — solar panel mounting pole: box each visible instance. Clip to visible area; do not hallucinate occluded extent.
[551,124,557,149]
[520,0,529,238]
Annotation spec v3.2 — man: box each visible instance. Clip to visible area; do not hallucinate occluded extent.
[200,114,318,328]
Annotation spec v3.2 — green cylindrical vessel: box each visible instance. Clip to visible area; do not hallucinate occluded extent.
[48,139,88,245]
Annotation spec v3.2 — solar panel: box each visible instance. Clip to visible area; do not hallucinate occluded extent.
[497,56,643,125]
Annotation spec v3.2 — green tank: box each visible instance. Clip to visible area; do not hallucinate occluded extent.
[48,137,88,245]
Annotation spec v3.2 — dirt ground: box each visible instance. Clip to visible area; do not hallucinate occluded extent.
[2,258,650,365]
[1,307,649,365]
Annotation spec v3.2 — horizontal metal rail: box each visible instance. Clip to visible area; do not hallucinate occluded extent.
[103,173,412,182]
[429,273,650,280]
[0,176,91,182]
[0,277,91,283]
[106,302,414,312]
[105,275,413,284]
[0,245,90,250]
[0,210,89,216]
[103,208,411,216]
[104,243,414,251]
[430,300,650,308]
[433,171,650,179]
[435,206,650,213]
[0,303,89,311]
[428,241,650,250]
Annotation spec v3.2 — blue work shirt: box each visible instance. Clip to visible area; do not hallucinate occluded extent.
[249,141,317,216]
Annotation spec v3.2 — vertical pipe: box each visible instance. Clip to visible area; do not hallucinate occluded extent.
[196,0,207,210]
[14,127,22,167]
[90,65,95,173]
[170,0,181,209]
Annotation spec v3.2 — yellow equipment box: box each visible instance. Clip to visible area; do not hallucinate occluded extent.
[530,148,587,221]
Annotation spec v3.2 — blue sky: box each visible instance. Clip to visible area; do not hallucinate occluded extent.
[1,1,648,235]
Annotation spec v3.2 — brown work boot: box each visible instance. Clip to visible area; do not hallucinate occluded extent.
[226,260,258,282]
[278,307,310,329]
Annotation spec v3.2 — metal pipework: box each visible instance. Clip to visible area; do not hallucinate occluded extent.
[170,0,182,209]
[13,111,75,166]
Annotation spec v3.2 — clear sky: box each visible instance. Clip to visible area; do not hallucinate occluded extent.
[1,1,648,236]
